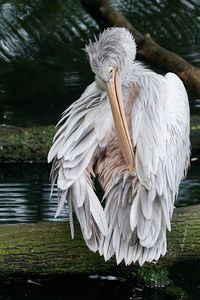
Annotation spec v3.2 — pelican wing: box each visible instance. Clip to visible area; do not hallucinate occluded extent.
[98,71,190,265]
[48,82,113,251]
[130,71,190,262]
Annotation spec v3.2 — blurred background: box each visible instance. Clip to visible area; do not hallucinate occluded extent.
[0,0,200,298]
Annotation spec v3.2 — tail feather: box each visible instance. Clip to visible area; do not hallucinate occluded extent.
[55,190,67,218]
[99,170,169,265]
[55,172,108,253]
[68,189,74,239]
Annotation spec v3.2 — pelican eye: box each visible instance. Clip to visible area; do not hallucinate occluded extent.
[108,67,115,79]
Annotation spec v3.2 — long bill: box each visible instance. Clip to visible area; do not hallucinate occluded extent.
[105,69,134,172]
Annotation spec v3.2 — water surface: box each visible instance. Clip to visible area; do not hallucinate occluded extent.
[0,163,66,223]
[0,160,199,224]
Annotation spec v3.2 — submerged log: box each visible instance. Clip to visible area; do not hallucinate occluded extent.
[81,0,200,97]
[0,205,199,278]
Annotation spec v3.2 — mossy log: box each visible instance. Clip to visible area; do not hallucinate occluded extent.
[81,0,200,97]
[0,119,199,162]
[0,205,199,279]
[0,125,55,162]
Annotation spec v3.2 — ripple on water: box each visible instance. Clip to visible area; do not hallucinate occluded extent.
[0,182,68,223]
[0,160,199,224]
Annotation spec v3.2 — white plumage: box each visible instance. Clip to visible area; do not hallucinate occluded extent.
[48,27,190,265]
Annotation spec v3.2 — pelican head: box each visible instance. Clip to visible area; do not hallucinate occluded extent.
[85,27,136,172]
[85,27,136,82]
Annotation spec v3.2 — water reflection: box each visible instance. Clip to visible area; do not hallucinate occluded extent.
[0,163,67,224]
[0,0,97,126]
[0,160,199,224]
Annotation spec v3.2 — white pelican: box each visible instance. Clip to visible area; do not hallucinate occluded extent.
[48,27,190,266]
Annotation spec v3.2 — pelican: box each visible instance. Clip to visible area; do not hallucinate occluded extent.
[48,27,190,266]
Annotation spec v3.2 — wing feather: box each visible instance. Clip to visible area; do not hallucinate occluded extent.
[98,68,190,265]
[130,71,190,259]
[48,81,114,251]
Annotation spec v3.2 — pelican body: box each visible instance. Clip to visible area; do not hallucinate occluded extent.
[48,28,190,266]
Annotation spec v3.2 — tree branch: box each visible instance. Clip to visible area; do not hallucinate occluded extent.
[81,0,200,97]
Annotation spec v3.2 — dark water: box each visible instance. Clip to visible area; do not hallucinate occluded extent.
[0,274,190,300]
[0,163,67,224]
[0,275,140,300]
[0,264,199,300]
